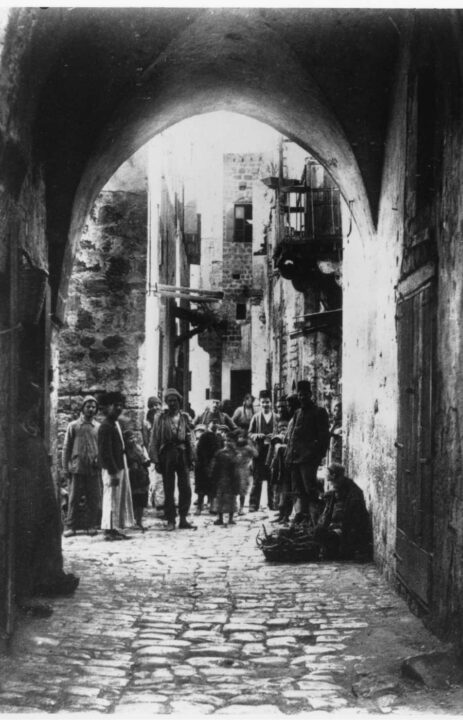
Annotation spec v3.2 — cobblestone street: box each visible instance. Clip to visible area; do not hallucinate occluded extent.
[1,509,462,717]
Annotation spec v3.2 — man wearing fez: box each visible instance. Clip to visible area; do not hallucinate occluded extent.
[285,380,330,526]
[97,391,134,541]
[248,390,279,511]
[62,395,101,537]
[195,394,237,432]
[150,388,196,530]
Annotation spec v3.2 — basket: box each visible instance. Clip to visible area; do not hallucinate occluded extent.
[256,524,321,563]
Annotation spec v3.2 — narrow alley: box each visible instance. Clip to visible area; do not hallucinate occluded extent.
[1,508,462,717]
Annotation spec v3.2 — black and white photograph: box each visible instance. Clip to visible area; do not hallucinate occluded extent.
[0,3,463,718]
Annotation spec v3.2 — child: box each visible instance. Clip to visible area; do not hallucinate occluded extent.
[235,431,258,515]
[210,431,241,526]
[267,420,290,522]
[120,418,151,531]
[194,421,223,514]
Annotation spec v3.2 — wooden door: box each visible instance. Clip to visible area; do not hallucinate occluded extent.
[396,279,435,608]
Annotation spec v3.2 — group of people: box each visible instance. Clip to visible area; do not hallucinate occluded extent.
[60,380,370,558]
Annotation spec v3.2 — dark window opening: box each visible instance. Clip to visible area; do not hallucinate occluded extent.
[236,303,247,320]
[232,272,241,280]
[234,204,252,242]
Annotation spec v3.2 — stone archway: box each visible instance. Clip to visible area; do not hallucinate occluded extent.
[56,9,376,318]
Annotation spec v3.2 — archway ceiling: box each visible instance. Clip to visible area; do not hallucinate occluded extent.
[26,7,406,309]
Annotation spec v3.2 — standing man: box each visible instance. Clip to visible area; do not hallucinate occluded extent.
[150,388,196,531]
[232,393,255,432]
[248,390,279,511]
[195,396,237,432]
[98,391,134,541]
[62,395,101,537]
[285,380,330,526]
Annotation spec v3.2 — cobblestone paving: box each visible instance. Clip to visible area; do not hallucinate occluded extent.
[1,509,462,716]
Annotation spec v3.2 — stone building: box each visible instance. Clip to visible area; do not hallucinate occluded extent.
[253,141,343,414]
[3,8,463,654]
[198,152,276,408]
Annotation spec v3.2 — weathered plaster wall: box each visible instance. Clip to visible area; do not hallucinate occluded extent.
[343,38,408,577]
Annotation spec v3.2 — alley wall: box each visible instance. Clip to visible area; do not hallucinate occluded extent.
[343,38,407,579]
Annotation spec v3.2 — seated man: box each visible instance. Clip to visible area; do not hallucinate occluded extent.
[314,463,372,561]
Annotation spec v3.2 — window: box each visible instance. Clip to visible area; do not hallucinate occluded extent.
[236,303,247,320]
[232,272,241,280]
[234,204,252,242]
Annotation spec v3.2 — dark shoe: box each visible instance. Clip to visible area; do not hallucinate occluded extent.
[166,521,176,531]
[179,519,197,530]
[228,519,236,525]
[87,529,98,536]
[213,518,224,526]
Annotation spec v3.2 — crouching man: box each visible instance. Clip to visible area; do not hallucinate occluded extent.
[314,463,372,561]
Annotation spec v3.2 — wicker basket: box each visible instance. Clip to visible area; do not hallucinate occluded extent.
[257,524,321,563]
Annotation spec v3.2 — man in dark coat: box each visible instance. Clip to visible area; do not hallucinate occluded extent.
[150,388,195,530]
[98,391,134,541]
[315,463,372,560]
[285,380,330,525]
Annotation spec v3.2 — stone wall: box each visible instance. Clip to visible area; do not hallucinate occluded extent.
[58,184,148,453]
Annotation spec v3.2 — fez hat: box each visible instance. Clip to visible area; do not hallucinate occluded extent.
[164,387,182,402]
[81,395,98,410]
[259,389,271,400]
[296,380,312,394]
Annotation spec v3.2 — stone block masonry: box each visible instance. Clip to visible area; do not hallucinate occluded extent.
[58,188,148,453]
